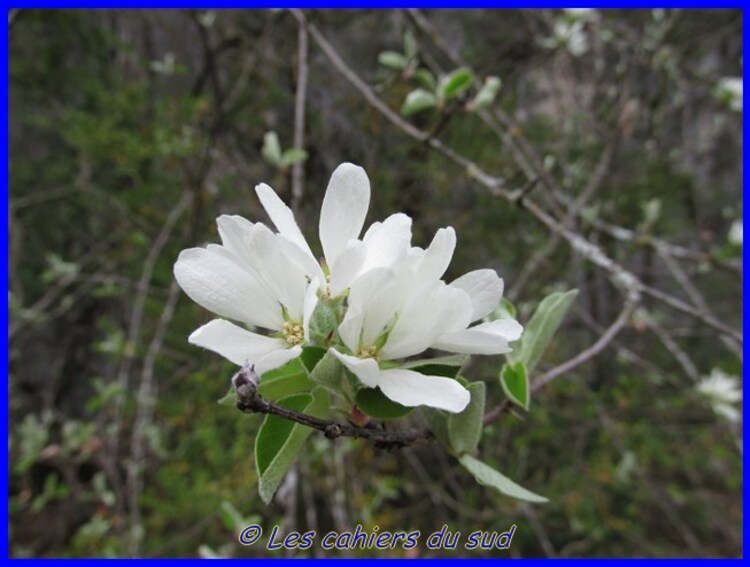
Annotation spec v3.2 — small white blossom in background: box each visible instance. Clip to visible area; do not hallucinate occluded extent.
[714,77,743,112]
[538,19,588,57]
[728,219,743,247]
[696,368,743,424]
[174,163,523,413]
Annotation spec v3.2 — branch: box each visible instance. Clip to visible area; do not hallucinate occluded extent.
[232,365,433,449]
[291,11,309,215]
[531,296,639,392]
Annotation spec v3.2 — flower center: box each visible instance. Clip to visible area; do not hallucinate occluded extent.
[358,345,378,359]
[282,321,304,346]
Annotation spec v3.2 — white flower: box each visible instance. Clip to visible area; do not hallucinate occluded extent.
[552,20,589,56]
[729,219,743,247]
[716,77,743,112]
[174,219,320,376]
[255,162,412,297]
[175,161,524,414]
[696,368,743,423]
[330,227,523,413]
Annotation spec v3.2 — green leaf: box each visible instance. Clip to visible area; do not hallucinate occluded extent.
[508,289,579,373]
[413,68,437,91]
[308,349,350,396]
[378,51,408,70]
[468,76,501,111]
[258,358,314,401]
[403,30,418,60]
[261,131,282,167]
[448,381,486,454]
[500,297,517,319]
[422,407,451,449]
[438,68,474,101]
[217,386,236,407]
[403,354,468,378]
[401,89,438,116]
[500,362,529,410]
[300,345,327,373]
[255,388,329,504]
[459,454,548,503]
[280,148,308,167]
[308,298,344,343]
[356,387,413,420]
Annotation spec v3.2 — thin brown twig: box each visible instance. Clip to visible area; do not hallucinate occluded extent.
[291,11,309,215]
[232,365,433,448]
[531,296,639,392]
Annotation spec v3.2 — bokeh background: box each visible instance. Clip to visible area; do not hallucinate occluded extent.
[9,9,742,558]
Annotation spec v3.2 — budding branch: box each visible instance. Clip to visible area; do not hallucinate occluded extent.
[232,364,433,449]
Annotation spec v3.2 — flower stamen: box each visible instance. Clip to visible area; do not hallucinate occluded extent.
[282,321,304,346]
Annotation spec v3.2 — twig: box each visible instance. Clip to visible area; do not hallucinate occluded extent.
[126,280,181,556]
[232,365,432,449]
[531,296,639,392]
[291,11,309,215]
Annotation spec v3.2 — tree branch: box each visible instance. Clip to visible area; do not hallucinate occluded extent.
[232,365,433,449]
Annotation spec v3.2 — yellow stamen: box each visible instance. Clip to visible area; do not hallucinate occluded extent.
[282,321,304,346]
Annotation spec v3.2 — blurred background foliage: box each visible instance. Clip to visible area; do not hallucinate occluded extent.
[9,8,742,558]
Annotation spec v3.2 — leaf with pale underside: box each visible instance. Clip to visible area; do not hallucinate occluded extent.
[508,289,579,374]
[459,454,548,503]
[255,388,329,504]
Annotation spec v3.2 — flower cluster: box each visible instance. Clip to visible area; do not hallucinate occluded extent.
[174,163,522,413]
[696,368,743,424]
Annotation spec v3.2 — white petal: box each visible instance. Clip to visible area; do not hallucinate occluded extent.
[479,318,524,341]
[381,282,472,359]
[216,215,256,263]
[377,368,470,413]
[255,346,303,376]
[319,163,371,268]
[416,227,456,281]
[255,183,315,258]
[432,318,524,355]
[278,236,326,284]
[188,319,288,366]
[302,278,321,342]
[361,213,412,273]
[338,309,364,353]
[451,269,504,322]
[329,349,379,388]
[347,267,394,313]
[328,240,366,296]
[246,224,307,321]
[174,247,282,330]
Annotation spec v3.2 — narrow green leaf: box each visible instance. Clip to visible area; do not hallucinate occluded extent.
[403,30,418,60]
[438,68,474,101]
[500,362,529,410]
[378,51,408,70]
[356,387,413,420]
[257,358,314,401]
[414,68,437,91]
[459,454,548,503]
[401,89,438,116]
[255,388,329,504]
[261,131,282,167]
[468,76,502,110]
[280,148,308,167]
[403,354,468,378]
[508,289,579,373]
[448,381,486,454]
